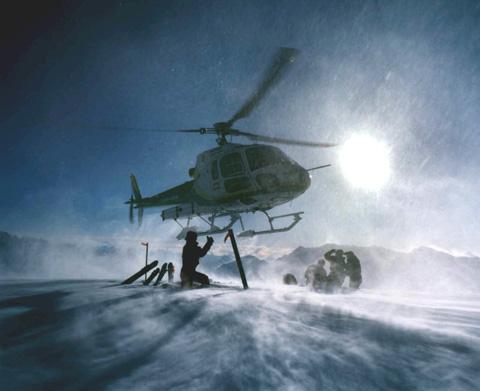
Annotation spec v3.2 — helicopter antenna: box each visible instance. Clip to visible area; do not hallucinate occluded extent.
[307,164,332,172]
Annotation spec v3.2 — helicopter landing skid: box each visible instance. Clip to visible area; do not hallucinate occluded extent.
[238,211,304,238]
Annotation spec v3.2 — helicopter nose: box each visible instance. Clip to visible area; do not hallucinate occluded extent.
[298,168,311,192]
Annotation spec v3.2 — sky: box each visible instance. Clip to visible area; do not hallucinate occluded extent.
[1,0,480,254]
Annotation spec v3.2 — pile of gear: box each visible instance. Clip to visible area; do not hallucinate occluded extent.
[284,249,362,293]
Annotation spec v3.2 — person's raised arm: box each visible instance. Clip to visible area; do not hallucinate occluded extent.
[199,236,214,257]
[324,249,336,262]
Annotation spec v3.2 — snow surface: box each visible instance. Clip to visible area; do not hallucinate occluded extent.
[1,280,480,390]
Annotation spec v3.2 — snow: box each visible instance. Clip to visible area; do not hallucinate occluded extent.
[1,280,480,390]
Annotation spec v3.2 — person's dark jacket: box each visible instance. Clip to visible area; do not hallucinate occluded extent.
[345,251,362,280]
[182,239,213,274]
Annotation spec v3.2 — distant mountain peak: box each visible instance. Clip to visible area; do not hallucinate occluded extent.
[410,246,450,257]
[0,231,12,240]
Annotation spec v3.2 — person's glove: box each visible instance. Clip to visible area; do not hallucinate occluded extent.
[207,236,214,244]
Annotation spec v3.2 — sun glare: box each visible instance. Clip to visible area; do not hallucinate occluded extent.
[339,135,391,191]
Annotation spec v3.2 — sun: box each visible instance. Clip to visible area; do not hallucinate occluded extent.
[339,135,391,191]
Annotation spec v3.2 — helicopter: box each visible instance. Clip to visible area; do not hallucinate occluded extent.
[125,47,336,239]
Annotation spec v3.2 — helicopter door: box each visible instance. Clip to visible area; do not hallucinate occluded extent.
[211,160,220,191]
[219,152,252,194]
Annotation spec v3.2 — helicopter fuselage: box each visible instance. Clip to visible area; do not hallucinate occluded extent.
[193,142,310,211]
[135,143,311,220]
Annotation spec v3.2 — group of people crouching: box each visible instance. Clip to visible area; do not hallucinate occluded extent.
[305,249,362,293]
[284,249,362,293]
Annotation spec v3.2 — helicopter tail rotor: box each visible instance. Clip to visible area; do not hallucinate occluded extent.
[126,174,145,226]
[129,196,134,224]
[130,174,142,201]
[126,200,144,226]
[138,206,144,226]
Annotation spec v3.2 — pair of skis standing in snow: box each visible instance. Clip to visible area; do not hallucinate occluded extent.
[121,261,175,285]
[144,262,175,285]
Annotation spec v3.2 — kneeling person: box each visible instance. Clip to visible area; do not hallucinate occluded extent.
[305,259,327,291]
[181,231,214,288]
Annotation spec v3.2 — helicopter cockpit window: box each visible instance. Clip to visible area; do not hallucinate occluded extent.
[246,146,287,171]
[220,152,244,178]
[211,160,219,180]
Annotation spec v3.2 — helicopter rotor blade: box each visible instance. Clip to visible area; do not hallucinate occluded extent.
[229,128,337,148]
[226,47,299,127]
[94,126,208,134]
[103,125,336,147]
[82,125,335,147]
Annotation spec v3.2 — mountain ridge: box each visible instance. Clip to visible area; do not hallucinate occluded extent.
[1,231,479,293]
